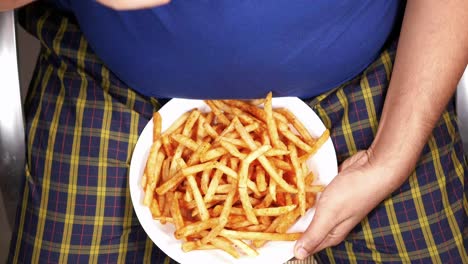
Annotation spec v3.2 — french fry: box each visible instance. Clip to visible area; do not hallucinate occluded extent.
[161,135,173,157]
[203,121,219,138]
[223,99,267,122]
[239,145,271,188]
[171,134,199,151]
[150,197,162,217]
[170,192,185,231]
[219,137,249,148]
[210,237,240,259]
[255,166,267,192]
[153,112,162,142]
[162,111,190,136]
[177,158,210,221]
[275,108,315,145]
[265,148,290,157]
[219,229,302,241]
[200,169,211,195]
[220,140,246,159]
[200,147,228,162]
[268,157,293,171]
[275,207,302,233]
[242,224,269,232]
[224,237,259,257]
[144,150,165,207]
[306,185,325,193]
[253,205,297,216]
[264,92,285,150]
[278,122,313,153]
[239,187,258,225]
[205,100,230,126]
[289,143,305,216]
[174,218,220,240]
[205,157,228,203]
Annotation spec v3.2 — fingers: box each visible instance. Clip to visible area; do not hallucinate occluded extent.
[97,0,170,10]
[338,150,370,172]
[294,208,335,259]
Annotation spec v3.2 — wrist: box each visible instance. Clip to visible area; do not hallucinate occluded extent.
[367,143,416,188]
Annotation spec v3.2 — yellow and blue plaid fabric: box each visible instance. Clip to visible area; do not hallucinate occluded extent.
[9,3,467,264]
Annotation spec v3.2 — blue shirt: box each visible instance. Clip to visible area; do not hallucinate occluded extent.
[53,0,401,99]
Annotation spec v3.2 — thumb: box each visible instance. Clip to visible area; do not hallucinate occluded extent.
[294,209,335,260]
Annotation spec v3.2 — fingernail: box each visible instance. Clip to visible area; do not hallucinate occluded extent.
[296,247,309,259]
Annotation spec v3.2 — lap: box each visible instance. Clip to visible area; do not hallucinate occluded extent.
[10,3,467,264]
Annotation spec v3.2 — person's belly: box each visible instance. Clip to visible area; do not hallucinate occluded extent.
[68,0,400,99]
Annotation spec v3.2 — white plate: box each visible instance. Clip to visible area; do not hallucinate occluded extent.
[129,97,338,264]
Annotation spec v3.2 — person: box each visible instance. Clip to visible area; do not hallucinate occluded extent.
[2,0,467,263]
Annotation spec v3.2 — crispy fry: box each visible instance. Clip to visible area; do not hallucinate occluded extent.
[200,147,228,162]
[306,185,325,193]
[219,137,249,148]
[205,100,230,126]
[178,158,210,221]
[289,143,305,216]
[265,148,290,157]
[264,92,284,150]
[219,140,246,159]
[162,111,190,136]
[275,108,315,145]
[255,166,267,193]
[219,229,302,241]
[239,145,271,188]
[224,237,259,257]
[239,187,258,225]
[174,218,220,240]
[150,197,162,217]
[210,237,240,259]
[278,122,313,153]
[275,207,302,233]
[153,112,162,141]
[144,149,165,207]
[200,169,211,195]
[161,135,173,157]
[268,157,293,171]
[171,134,199,151]
[223,99,267,122]
[204,157,228,203]
[254,205,297,216]
[170,192,185,231]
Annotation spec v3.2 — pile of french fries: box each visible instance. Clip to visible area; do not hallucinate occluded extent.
[141,92,329,258]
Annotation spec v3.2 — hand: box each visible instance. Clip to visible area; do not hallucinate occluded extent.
[96,0,170,10]
[294,150,397,259]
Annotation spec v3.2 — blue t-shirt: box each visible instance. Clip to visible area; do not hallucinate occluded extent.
[53,0,401,99]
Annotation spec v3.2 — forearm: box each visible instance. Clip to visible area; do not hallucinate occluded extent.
[0,0,34,11]
[370,0,468,188]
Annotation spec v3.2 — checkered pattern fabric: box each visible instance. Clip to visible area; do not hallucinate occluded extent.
[9,3,467,264]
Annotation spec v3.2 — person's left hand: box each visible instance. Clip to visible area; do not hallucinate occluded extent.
[294,149,400,259]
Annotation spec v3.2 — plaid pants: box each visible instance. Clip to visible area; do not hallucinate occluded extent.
[9,3,467,264]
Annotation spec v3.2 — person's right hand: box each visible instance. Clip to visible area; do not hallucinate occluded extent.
[96,0,170,10]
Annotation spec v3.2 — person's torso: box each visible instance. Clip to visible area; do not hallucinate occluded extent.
[53,0,401,99]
